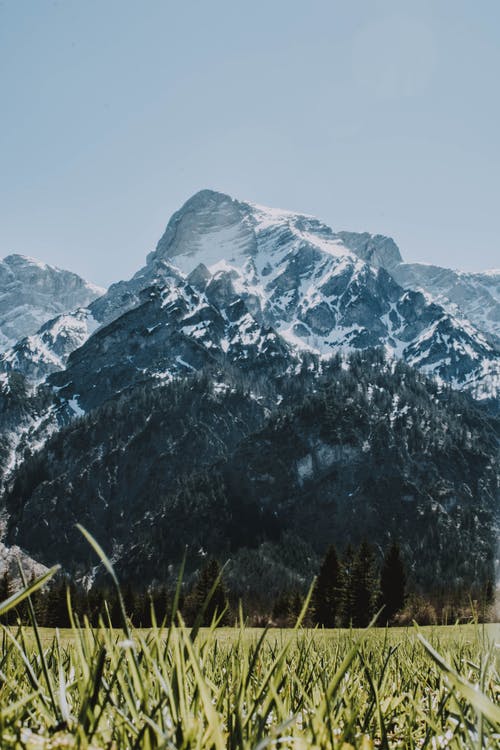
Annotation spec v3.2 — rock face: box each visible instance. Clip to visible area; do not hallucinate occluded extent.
[0,254,104,351]
[392,265,500,346]
[344,243,500,348]
[4,190,498,399]
[1,309,101,383]
[335,231,403,270]
[148,190,500,400]
[0,541,47,581]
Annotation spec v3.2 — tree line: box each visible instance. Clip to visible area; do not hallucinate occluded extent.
[0,540,494,628]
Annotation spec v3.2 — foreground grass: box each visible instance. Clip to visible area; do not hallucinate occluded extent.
[0,619,498,749]
[0,540,498,749]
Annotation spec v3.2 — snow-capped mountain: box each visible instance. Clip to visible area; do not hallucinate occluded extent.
[1,190,499,401]
[1,191,498,592]
[1,309,101,383]
[49,268,296,413]
[148,190,499,399]
[392,265,500,346]
[0,254,105,351]
[349,239,500,346]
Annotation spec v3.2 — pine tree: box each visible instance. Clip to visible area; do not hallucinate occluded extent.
[185,558,230,626]
[89,588,106,627]
[351,540,378,627]
[134,590,151,627]
[44,579,71,627]
[272,591,291,625]
[339,544,356,627]
[379,542,406,623]
[151,586,169,626]
[31,576,48,626]
[312,545,340,627]
[484,578,494,606]
[0,572,12,625]
[15,572,36,625]
[287,590,304,627]
[123,584,136,624]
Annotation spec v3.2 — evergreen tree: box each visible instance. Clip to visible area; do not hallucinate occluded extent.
[123,584,136,624]
[339,544,356,627]
[272,591,291,625]
[15,572,35,625]
[108,588,122,628]
[185,558,230,626]
[151,586,169,626]
[379,542,406,622]
[0,572,12,625]
[351,540,378,627]
[89,588,106,627]
[484,578,495,606]
[133,590,151,627]
[30,573,48,626]
[287,590,304,627]
[44,579,71,627]
[312,545,340,627]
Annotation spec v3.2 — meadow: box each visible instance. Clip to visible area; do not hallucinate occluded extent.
[0,615,499,748]
[0,541,498,749]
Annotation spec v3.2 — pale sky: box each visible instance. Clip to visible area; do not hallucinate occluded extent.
[1,0,499,286]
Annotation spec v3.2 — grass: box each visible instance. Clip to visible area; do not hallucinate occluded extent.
[1,617,499,748]
[0,539,498,749]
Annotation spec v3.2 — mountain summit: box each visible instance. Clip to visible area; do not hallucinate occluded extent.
[146,190,499,399]
[1,191,499,400]
[153,189,402,272]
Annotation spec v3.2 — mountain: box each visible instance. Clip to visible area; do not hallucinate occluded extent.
[0,254,105,352]
[3,191,499,401]
[348,238,500,347]
[0,190,498,596]
[49,272,295,414]
[5,352,498,599]
[392,265,500,346]
[148,191,499,400]
[0,309,101,384]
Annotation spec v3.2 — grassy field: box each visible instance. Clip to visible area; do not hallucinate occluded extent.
[0,618,498,749]
[30,622,500,649]
[0,550,498,749]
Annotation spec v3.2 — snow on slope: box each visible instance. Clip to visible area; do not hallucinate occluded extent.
[149,190,499,399]
[390,263,500,345]
[2,190,499,401]
[1,309,100,382]
[0,254,105,351]
[348,240,500,347]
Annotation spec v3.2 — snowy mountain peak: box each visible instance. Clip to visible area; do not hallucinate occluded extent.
[151,189,361,279]
[152,191,410,286]
[152,189,256,269]
[1,253,103,295]
[0,253,105,352]
[1,192,499,401]
[2,253,50,271]
[358,252,500,345]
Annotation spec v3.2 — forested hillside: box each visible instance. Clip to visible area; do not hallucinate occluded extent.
[5,349,498,602]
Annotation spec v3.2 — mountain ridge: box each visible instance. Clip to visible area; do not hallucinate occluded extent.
[2,190,498,402]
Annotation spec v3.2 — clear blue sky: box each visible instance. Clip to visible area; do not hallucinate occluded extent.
[1,0,499,286]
